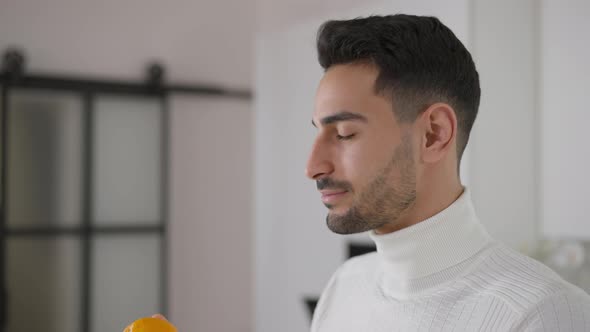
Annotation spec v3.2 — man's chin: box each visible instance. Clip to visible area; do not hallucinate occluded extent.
[325,206,349,217]
[326,219,370,235]
[326,211,374,235]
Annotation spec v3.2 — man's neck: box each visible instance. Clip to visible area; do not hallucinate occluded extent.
[374,178,463,235]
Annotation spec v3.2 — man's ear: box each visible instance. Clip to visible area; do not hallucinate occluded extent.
[419,103,457,163]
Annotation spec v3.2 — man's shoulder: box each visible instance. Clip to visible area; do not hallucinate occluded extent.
[465,243,590,313]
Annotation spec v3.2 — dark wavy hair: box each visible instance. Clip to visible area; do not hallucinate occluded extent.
[317,14,480,162]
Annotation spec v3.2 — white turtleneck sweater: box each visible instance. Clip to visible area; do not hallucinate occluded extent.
[311,190,590,331]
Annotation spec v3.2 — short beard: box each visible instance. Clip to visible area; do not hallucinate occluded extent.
[326,135,417,234]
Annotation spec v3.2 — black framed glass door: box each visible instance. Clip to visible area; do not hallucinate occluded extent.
[0,83,169,332]
[0,49,250,332]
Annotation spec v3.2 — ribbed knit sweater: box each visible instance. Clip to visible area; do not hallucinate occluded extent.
[311,189,590,331]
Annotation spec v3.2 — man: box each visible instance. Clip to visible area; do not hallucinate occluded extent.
[306,14,590,331]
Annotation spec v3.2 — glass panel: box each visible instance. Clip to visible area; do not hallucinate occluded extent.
[6,237,81,332]
[93,96,161,225]
[7,90,83,227]
[91,234,161,332]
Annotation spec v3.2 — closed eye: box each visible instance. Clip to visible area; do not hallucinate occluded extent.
[337,134,356,141]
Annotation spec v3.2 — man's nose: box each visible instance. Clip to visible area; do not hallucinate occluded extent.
[305,140,334,180]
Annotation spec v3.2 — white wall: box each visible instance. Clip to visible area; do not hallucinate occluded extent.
[0,1,254,331]
[170,96,252,332]
[0,0,252,87]
[468,0,539,253]
[540,0,590,239]
[255,2,470,331]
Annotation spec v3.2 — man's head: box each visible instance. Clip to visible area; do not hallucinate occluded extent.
[306,14,480,234]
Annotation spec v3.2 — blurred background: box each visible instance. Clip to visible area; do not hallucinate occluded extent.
[0,0,588,331]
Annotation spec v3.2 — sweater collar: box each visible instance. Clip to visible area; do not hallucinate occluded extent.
[369,188,492,286]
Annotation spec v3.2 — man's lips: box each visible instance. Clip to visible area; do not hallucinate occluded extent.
[320,190,349,203]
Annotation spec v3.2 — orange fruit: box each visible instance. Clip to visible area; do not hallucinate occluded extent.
[124,317,177,332]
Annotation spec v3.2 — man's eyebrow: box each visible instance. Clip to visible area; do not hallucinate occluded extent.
[311,111,368,127]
